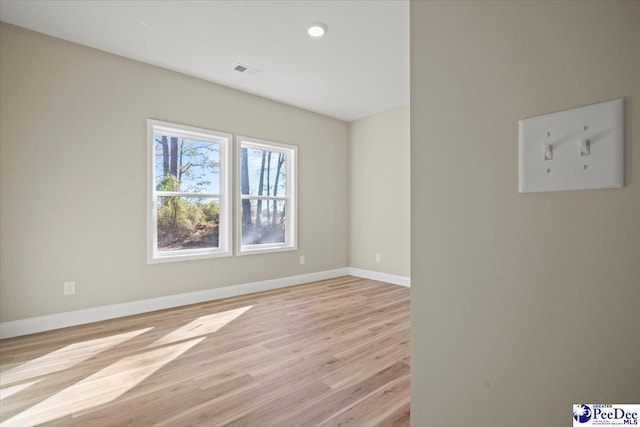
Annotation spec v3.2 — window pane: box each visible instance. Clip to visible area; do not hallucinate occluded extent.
[241,199,286,245]
[155,134,220,193]
[240,147,286,196]
[157,196,220,251]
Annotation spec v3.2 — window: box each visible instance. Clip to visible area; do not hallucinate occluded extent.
[147,120,231,263]
[237,136,297,255]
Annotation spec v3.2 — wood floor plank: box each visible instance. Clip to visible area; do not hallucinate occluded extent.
[0,276,410,426]
[269,362,410,427]
[317,375,411,427]
[70,374,256,426]
[320,331,410,389]
[378,401,411,427]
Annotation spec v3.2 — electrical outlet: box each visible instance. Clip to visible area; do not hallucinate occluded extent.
[375,253,381,263]
[64,281,75,295]
[300,255,306,265]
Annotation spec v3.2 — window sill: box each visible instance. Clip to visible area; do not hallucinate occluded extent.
[148,250,232,264]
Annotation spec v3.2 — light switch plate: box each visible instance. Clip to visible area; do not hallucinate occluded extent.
[519,99,623,193]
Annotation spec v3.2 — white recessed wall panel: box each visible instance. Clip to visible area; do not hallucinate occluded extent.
[519,99,623,193]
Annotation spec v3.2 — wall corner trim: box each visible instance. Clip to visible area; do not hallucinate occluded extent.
[347,267,411,287]
[0,268,349,339]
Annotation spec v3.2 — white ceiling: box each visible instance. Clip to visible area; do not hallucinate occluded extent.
[0,0,409,122]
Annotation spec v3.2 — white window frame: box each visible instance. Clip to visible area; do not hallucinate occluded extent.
[236,136,297,255]
[147,119,232,263]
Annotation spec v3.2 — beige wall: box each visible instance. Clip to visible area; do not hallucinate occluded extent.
[0,24,349,322]
[349,105,410,277]
[411,1,640,426]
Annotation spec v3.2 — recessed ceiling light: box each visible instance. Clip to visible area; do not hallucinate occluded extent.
[307,23,327,38]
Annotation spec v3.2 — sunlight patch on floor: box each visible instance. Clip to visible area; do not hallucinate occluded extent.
[2,337,204,427]
[0,380,40,401]
[149,305,253,348]
[0,328,152,387]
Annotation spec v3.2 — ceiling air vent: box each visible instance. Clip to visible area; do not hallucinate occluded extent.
[233,63,260,76]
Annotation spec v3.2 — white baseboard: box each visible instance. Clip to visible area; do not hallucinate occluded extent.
[347,267,411,287]
[0,268,349,339]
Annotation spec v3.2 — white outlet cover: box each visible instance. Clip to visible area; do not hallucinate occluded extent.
[519,99,623,193]
[64,281,75,295]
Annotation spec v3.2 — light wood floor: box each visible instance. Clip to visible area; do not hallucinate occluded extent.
[0,276,410,426]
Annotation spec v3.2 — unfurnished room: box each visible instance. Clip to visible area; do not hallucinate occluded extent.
[0,1,639,427]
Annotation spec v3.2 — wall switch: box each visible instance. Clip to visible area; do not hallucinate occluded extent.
[375,253,381,263]
[64,281,75,295]
[519,98,623,192]
[299,255,305,265]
